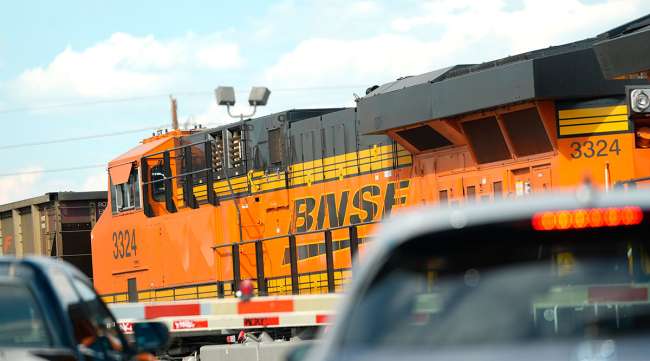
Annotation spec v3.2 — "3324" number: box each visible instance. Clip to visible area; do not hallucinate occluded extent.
[570,139,620,159]
[112,229,137,259]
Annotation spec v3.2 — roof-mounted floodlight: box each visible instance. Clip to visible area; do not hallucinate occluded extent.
[215,85,271,121]
[248,87,271,106]
[215,86,236,106]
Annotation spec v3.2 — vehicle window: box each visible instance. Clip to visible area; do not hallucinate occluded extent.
[0,283,51,347]
[112,168,141,213]
[150,164,166,202]
[50,267,81,306]
[341,222,650,350]
[71,278,126,356]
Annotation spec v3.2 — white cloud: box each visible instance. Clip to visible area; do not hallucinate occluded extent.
[265,0,646,88]
[0,167,43,204]
[12,32,242,101]
[196,42,242,69]
[391,0,644,54]
[349,1,381,15]
[80,171,107,192]
[265,34,440,88]
[181,102,240,129]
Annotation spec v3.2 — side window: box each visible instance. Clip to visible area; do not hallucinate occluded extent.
[111,167,141,213]
[0,283,51,348]
[110,178,118,214]
[150,165,166,202]
[71,278,126,356]
[49,268,97,350]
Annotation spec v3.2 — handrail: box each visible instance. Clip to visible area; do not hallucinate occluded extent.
[142,142,404,189]
[211,221,374,297]
[210,220,377,250]
[615,176,650,186]
[141,167,212,185]
[144,139,208,159]
[140,136,409,215]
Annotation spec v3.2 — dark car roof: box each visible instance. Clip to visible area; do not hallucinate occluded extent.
[0,256,90,285]
[0,348,76,361]
[0,256,93,355]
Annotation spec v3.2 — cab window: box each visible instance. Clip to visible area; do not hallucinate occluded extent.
[111,168,141,213]
[150,165,166,202]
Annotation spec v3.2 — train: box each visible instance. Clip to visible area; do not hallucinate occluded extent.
[91,27,650,303]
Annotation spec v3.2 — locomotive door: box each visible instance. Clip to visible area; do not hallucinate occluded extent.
[510,167,532,197]
[436,177,457,207]
[530,164,552,193]
[463,176,479,204]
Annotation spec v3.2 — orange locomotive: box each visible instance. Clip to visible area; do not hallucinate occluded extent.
[92,33,650,303]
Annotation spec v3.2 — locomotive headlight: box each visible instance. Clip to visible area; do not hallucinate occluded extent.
[632,89,650,113]
[626,86,650,118]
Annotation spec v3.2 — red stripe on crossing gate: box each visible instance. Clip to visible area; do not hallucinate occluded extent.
[316,314,330,324]
[172,319,208,330]
[589,286,647,302]
[145,303,201,319]
[243,316,280,327]
[237,300,293,314]
[118,322,133,334]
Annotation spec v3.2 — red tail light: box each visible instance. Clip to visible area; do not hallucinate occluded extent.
[532,207,643,231]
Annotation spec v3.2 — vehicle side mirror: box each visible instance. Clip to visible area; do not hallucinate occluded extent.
[133,322,169,353]
[285,342,313,361]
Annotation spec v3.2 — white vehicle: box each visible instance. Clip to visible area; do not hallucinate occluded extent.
[302,189,650,361]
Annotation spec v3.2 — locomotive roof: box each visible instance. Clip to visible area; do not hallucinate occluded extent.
[594,13,650,79]
[109,135,175,168]
[358,24,647,135]
[186,108,345,142]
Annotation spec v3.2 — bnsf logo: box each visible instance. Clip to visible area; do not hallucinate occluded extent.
[293,180,410,232]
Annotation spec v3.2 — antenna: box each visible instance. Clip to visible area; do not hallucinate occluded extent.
[170,95,179,130]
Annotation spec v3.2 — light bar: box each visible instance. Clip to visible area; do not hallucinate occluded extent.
[532,207,643,231]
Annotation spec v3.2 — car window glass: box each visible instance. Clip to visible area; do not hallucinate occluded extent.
[0,283,51,348]
[341,225,650,350]
[50,267,80,307]
[71,278,126,356]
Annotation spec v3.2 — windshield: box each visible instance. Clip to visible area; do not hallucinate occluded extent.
[341,221,650,352]
[0,283,51,348]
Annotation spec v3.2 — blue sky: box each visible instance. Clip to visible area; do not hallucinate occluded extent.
[1,0,648,203]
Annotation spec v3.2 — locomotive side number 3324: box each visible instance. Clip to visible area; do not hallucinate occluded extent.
[112,229,137,259]
[570,139,620,159]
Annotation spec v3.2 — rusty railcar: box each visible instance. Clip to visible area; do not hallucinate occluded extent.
[0,192,107,278]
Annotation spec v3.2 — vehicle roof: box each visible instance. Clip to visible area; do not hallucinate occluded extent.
[372,188,650,257]
[0,256,90,284]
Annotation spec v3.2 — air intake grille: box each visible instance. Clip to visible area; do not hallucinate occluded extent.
[462,116,512,164]
[501,108,553,157]
[396,125,452,152]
